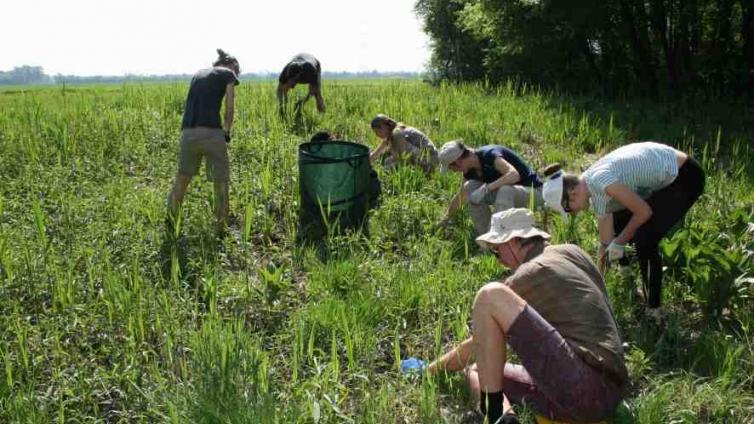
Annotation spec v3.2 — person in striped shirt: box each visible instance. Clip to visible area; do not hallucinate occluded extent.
[541,142,705,321]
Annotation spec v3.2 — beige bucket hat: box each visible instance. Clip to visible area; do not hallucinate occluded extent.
[475,208,551,250]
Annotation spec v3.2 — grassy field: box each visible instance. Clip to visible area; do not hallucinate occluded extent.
[0,80,753,423]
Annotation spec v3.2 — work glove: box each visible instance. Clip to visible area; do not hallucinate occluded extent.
[469,184,489,205]
[400,357,427,374]
[607,240,625,262]
[224,131,231,143]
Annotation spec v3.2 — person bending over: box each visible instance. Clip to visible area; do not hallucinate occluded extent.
[437,141,543,235]
[277,53,324,113]
[542,142,705,321]
[368,114,438,173]
[167,49,240,234]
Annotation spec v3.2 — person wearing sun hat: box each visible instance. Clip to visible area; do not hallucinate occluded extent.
[404,208,628,424]
[437,140,544,235]
[541,142,705,322]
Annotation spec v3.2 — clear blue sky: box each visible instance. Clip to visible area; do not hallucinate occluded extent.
[1,0,431,76]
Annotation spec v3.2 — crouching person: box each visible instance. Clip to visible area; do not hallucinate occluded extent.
[368,114,439,173]
[437,141,543,236]
[407,209,628,423]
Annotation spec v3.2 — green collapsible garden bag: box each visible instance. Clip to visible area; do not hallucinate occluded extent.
[298,141,371,238]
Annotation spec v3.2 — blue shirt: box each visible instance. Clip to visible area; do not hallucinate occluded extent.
[464,145,542,188]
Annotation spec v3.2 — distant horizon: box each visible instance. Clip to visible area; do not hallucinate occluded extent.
[0,64,424,86]
[0,66,423,78]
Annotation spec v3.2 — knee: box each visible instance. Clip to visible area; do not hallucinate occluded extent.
[473,282,514,314]
[494,186,516,204]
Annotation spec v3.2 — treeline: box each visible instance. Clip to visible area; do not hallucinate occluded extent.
[0,66,53,85]
[0,67,420,86]
[415,0,754,99]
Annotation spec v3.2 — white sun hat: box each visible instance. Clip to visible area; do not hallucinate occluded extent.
[438,140,465,173]
[542,170,570,220]
[475,208,551,250]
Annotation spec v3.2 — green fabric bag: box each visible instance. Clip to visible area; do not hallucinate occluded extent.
[298,141,371,238]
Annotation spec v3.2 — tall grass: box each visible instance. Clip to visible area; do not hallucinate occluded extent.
[0,80,752,422]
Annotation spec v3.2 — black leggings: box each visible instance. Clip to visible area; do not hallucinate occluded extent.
[613,158,705,308]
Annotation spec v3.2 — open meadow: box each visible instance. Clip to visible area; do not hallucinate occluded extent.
[1,80,753,423]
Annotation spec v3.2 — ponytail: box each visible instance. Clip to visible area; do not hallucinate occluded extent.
[213,49,238,68]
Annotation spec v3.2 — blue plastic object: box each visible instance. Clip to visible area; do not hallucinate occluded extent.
[401,357,427,373]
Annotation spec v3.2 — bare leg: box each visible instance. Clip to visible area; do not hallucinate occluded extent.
[214,180,229,230]
[472,282,527,393]
[168,173,192,216]
[315,92,325,113]
[464,364,482,404]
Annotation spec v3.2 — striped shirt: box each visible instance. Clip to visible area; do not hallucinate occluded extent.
[582,142,679,216]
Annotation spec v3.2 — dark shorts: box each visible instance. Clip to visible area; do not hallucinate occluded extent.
[503,305,623,422]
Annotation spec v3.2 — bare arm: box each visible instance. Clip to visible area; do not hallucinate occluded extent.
[311,80,324,113]
[369,138,390,164]
[428,337,475,375]
[314,92,325,113]
[223,83,235,133]
[486,157,521,191]
[445,179,467,218]
[597,214,614,273]
[604,182,653,244]
[276,82,289,106]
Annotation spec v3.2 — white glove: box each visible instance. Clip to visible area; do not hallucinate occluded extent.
[469,184,489,204]
[607,241,625,262]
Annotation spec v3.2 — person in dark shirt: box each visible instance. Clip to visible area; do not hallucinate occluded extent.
[167,49,240,234]
[437,141,544,235]
[277,53,324,113]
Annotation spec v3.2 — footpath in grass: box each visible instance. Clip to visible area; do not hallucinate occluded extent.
[0,81,752,423]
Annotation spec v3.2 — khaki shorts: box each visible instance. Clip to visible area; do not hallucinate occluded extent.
[177,127,229,182]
